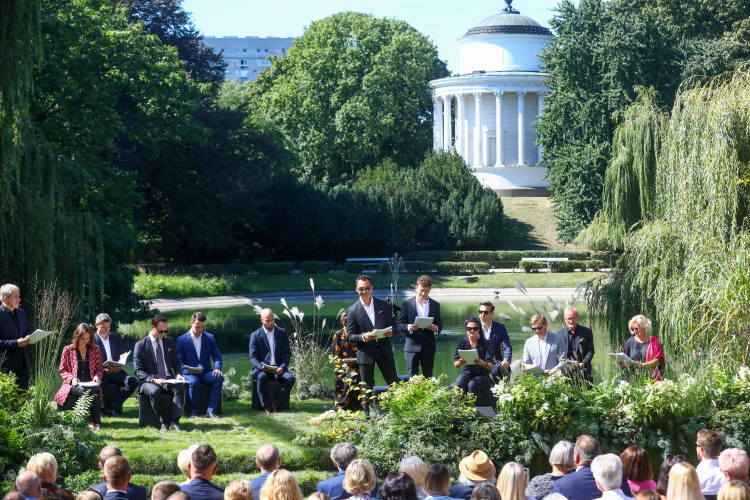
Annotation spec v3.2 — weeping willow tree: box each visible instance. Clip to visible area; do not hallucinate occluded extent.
[587,70,750,356]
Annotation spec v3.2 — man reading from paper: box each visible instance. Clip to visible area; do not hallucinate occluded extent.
[522,314,567,377]
[95,313,137,417]
[397,275,442,378]
[177,312,224,419]
[249,308,295,416]
[0,284,33,391]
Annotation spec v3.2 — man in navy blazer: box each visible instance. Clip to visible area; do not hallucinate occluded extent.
[0,284,32,391]
[177,312,224,419]
[551,435,632,500]
[477,302,512,380]
[95,313,138,417]
[94,445,148,500]
[181,445,224,500]
[316,442,378,500]
[101,456,132,500]
[397,275,443,378]
[249,309,294,415]
[251,445,280,499]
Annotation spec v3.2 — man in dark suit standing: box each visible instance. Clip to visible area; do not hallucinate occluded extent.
[249,309,295,416]
[347,275,398,413]
[102,456,132,500]
[95,313,137,417]
[133,315,185,432]
[557,306,595,384]
[94,445,148,500]
[397,275,442,378]
[477,301,512,380]
[181,445,224,500]
[0,284,32,391]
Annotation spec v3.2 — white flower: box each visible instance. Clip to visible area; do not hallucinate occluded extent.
[310,278,315,292]
[321,319,327,330]
[522,326,533,333]
[280,298,288,308]
[739,366,750,380]
[559,393,569,403]
[315,295,324,310]
[549,310,560,321]
[253,304,263,314]
[498,313,512,320]
[542,402,550,411]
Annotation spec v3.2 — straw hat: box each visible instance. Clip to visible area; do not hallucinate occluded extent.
[459,450,496,482]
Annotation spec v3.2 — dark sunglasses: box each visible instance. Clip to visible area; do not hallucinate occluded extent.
[667,454,686,460]
[466,326,480,332]
[531,326,544,331]
[478,310,491,315]
[357,287,372,292]
[156,328,169,334]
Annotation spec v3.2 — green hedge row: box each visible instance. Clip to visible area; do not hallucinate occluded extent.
[402,250,592,262]
[133,261,372,276]
[377,261,491,275]
[519,261,546,273]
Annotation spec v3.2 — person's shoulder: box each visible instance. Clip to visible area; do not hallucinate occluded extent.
[128,482,147,493]
[547,331,564,344]
[275,326,287,336]
[492,320,507,330]
[163,336,177,346]
[579,324,594,335]
[555,326,568,336]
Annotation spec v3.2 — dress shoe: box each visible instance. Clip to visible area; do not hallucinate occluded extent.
[160,424,169,432]
[262,406,272,416]
[108,408,121,418]
[205,412,219,419]
[270,403,279,413]
[187,413,199,419]
[169,422,184,432]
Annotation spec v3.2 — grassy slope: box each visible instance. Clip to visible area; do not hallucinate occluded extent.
[499,197,587,251]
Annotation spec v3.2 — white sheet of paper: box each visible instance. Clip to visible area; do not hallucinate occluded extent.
[414,317,434,329]
[118,351,131,364]
[77,381,99,388]
[343,358,357,363]
[609,352,634,366]
[370,328,391,339]
[28,329,53,345]
[565,359,580,367]
[262,363,279,371]
[103,360,123,368]
[459,349,478,363]
[521,365,545,376]
[183,365,202,372]
[164,379,188,384]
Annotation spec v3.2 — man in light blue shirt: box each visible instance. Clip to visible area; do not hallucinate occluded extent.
[522,314,567,376]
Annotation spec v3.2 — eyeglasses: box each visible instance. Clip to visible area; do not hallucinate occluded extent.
[357,287,372,292]
[531,326,544,331]
[466,326,480,332]
[478,310,491,315]
[630,327,642,332]
[666,454,686,460]
[156,328,169,334]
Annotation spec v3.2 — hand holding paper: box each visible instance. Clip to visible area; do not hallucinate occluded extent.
[459,349,478,363]
[609,353,634,367]
[414,317,434,329]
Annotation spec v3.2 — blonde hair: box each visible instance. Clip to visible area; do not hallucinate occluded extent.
[308,494,332,500]
[26,452,58,484]
[178,445,200,478]
[667,462,704,500]
[76,491,102,500]
[530,314,547,325]
[718,481,750,500]
[497,463,526,500]
[225,479,254,500]
[343,459,376,494]
[628,315,653,334]
[260,470,302,500]
[399,457,427,487]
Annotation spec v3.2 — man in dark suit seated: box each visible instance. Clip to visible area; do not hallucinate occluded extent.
[94,445,148,500]
[177,312,224,419]
[102,456,131,500]
[95,313,137,417]
[251,445,280,499]
[134,315,186,432]
[249,310,295,416]
[477,301,512,380]
[0,284,32,391]
[551,435,632,500]
[316,443,377,500]
[557,306,595,384]
[181,445,224,500]
[347,275,398,414]
[397,275,443,378]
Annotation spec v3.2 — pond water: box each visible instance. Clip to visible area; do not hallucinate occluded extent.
[120,294,616,387]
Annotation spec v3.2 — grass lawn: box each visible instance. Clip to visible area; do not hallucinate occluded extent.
[99,397,336,495]
[499,198,588,252]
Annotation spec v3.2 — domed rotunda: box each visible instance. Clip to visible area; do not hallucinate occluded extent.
[429,0,553,196]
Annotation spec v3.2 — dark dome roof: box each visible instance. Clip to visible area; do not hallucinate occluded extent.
[465,0,553,37]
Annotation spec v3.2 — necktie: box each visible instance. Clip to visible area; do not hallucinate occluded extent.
[155,340,168,379]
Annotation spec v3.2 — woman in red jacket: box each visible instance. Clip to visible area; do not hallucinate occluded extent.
[54,323,104,429]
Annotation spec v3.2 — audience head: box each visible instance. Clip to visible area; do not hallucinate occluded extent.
[470,482,501,500]
[75,490,103,500]
[381,472,417,500]
[591,454,623,492]
[667,462,703,500]
[343,459,376,495]
[423,464,452,497]
[256,445,280,472]
[103,456,131,491]
[574,435,601,465]
[307,494,331,500]
[57,489,73,500]
[549,441,575,471]
[635,491,661,500]
[656,455,686,497]
[719,481,750,500]
[71,323,95,350]
[542,495,569,500]
[697,429,724,460]
[99,445,123,469]
[497,462,527,500]
[15,471,42,499]
[331,443,358,472]
[459,450,497,486]
[166,493,191,500]
[621,446,653,482]
[190,445,218,478]
[260,470,302,500]
[399,457,427,487]
[26,452,58,484]
[720,449,750,482]
[178,445,200,479]
[3,492,26,500]
[224,479,254,500]
[151,482,182,500]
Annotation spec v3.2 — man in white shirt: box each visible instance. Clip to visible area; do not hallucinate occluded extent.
[94,313,137,417]
[696,429,727,498]
[591,454,632,500]
[522,314,567,376]
[249,309,294,416]
[396,275,443,377]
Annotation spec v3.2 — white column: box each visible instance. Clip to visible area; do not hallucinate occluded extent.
[432,91,442,152]
[473,92,483,167]
[494,91,505,167]
[442,94,452,151]
[537,91,547,165]
[517,91,527,166]
[456,94,465,160]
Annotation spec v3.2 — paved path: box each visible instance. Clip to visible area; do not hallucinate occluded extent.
[147,286,582,312]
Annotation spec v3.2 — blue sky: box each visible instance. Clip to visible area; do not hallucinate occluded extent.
[183,0,564,74]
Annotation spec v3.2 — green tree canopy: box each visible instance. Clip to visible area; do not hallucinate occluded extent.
[255,12,449,182]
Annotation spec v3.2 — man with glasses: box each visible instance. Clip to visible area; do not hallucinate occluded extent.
[477,301,512,380]
[556,306,595,384]
[397,275,442,378]
[133,315,185,431]
[346,275,398,414]
[522,314,566,376]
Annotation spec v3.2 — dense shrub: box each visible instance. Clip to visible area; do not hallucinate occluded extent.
[343,262,366,273]
[132,274,235,298]
[520,261,546,273]
[549,260,582,273]
[253,262,295,275]
[300,261,335,274]
[378,261,490,275]
[588,260,607,271]
[226,263,253,275]
[402,250,498,262]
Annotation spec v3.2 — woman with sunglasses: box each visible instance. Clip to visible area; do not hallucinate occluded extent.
[454,317,496,401]
[616,315,666,381]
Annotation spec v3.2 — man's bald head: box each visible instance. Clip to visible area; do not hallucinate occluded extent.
[256,445,280,472]
[260,309,275,331]
[575,435,601,465]
[3,492,26,500]
[99,445,123,469]
[15,471,42,498]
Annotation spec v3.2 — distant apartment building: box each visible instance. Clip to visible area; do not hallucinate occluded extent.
[203,36,294,82]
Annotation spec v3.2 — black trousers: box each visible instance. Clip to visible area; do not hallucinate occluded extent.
[141,382,184,425]
[101,369,138,412]
[404,351,435,378]
[359,354,399,390]
[60,385,101,424]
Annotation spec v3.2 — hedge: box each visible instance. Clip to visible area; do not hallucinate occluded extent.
[549,260,582,273]
[402,250,591,263]
[495,250,591,261]
[378,261,490,275]
[519,261,546,273]
[300,261,335,274]
[253,262,295,275]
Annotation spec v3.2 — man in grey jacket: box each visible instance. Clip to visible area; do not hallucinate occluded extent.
[522,314,567,376]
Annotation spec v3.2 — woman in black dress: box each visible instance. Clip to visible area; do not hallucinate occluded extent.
[332,310,362,411]
[454,317,495,400]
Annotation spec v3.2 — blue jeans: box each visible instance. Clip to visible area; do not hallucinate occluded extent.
[185,370,224,414]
